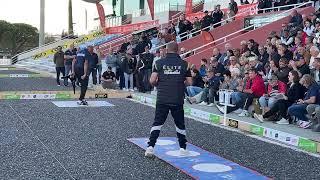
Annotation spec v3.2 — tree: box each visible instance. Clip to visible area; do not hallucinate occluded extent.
[0,21,38,56]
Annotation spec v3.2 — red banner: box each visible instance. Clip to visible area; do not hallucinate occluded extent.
[104,20,159,34]
[186,2,258,23]
[185,0,193,15]
[147,0,155,20]
[96,3,106,28]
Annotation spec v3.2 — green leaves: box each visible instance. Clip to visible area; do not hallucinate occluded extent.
[0,20,38,56]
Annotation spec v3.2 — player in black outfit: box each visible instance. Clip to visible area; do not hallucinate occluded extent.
[145,42,193,157]
[71,48,89,106]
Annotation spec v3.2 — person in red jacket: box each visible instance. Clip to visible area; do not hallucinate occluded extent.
[258,75,287,115]
[217,68,265,117]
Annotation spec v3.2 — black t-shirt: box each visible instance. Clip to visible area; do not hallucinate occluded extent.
[102,71,116,80]
[154,53,191,105]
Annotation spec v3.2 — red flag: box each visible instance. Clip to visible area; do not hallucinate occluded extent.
[96,3,106,28]
[185,0,193,15]
[147,0,154,20]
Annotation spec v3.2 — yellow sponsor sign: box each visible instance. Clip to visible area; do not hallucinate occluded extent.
[32,31,105,60]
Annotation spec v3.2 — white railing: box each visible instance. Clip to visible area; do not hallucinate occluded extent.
[181,1,313,58]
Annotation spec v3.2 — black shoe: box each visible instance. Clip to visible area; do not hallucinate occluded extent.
[77,100,88,106]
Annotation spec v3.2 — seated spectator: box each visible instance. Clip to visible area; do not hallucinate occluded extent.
[296,29,307,45]
[210,57,226,76]
[239,56,250,77]
[305,36,315,50]
[261,59,279,82]
[101,66,117,89]
[291,37,302,53]
[221,49,234,67]
[311,57,320,84]
[258,45,269,66]
[199,58,208,77]
[248,56,264,73]
[258,75,287,115]
[217,68,265,117]
[313,23,320,44]
[289,55,310,77]
[220,68,240,91]
[254,70,305,124]
[232,48,241,59]
[288,74,320,129]
[186,69,205,98]
[303,20,315,36]
[119,38,130,53]
[279,23,289,38]
[265,37,272,47]
[247,39,260,56]
[229,56,240,70]
[306,103,320,132]
[295,45,311,65]
[274,58,291,84]
[240,40,249,54]
[280,30,294,46]
[309,46,320,70]
[219,43,232,65]
[212,47,222,60]
[267,45,281,64]
[278,43,293,61]
[198,69,221,106]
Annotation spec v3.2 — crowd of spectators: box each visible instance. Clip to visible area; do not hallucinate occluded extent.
[53,1,320,133]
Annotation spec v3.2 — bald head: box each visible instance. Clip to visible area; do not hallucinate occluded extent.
[167,42,179,53]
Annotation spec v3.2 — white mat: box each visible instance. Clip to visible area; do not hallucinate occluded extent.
[52,101,114,107]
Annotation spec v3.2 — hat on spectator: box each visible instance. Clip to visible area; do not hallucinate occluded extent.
[204,10,209,13]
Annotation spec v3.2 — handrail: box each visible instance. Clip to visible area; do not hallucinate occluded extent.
[258,2,312,14]
[11,35,73,60]
[180,1,313,58]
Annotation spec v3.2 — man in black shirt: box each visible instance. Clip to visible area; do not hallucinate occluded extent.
[145,42,193,157]
[101,66,117,89]
[201,11,213,31]
[64,44,77,86]
[86,46,99,85]
[211,5,224,28]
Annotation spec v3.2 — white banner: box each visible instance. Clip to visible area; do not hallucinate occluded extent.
[263,128,299,146]
[20,94,56,100]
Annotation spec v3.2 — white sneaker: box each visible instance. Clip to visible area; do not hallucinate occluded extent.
[145,146,154,157]
[134,87,138,91]
[199,101,207,106]
[216,104,225,114]
[234,109,243,114]
[253,113,264,123]
[276,118,289,125]
[179,148,189,156]
[123,88,129,91]
[207,103,215,107]
[129,89,134,92]
[238,110,249,117]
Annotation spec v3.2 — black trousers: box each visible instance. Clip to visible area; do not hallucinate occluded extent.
[56,67,66,85]
[263,99,291,120]
[148,103,187,149]
[89,68,97,85]
[75,71,89,101]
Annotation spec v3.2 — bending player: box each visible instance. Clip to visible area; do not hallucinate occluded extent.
[145,42,193,157]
